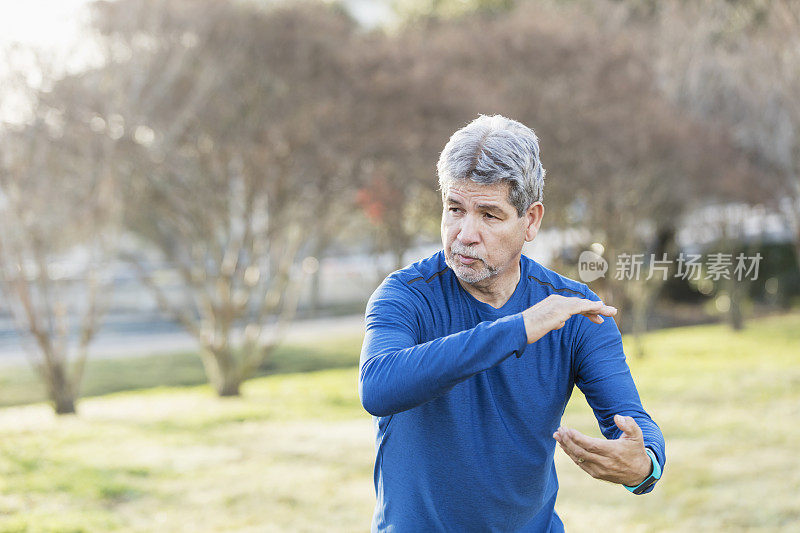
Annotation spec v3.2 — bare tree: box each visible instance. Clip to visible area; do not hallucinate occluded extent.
[629,0,799,327]
[348,18,506,271]
[81,0,363,396]
[376,1,757,348]
[648,1,799,257]
[0,48,119,414]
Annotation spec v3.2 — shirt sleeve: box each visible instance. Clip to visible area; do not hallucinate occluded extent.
[572,287,666,493]
[359,275,528,417]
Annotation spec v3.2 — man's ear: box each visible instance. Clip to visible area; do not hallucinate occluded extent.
[524,202,544,242]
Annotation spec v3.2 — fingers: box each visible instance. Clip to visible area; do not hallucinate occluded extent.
[524,296,617,344]
[573,299,617,319]
[579,299,616,328]
[614,414,643,441]
[553,427,605,472]
[581,312,604,324]
[561,427,614,456]
[555,422,651,485]
[592,303,618,317]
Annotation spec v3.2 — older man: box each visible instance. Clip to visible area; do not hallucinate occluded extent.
[359,115,665,532]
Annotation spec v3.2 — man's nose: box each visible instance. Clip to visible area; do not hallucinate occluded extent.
[456,214,481,246]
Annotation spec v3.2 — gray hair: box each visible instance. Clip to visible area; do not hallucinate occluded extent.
[437,114,546,216]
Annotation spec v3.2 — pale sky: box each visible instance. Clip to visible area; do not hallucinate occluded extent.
[0,0,91,48]
[0,0,96,123]
[0,0,395,123]
[0,0,394,49]
[340,0,395,28]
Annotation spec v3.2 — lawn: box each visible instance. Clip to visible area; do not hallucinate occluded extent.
[0,313,799,532]
[0,334,362,408]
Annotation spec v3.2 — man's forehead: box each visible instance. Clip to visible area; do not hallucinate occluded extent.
[443,181,513,208]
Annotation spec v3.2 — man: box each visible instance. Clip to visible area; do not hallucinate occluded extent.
[359,115,665,532]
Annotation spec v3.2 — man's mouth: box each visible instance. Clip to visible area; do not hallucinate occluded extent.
[454,253,478,265]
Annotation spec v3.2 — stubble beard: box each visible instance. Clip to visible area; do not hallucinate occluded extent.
[445,243,499,285]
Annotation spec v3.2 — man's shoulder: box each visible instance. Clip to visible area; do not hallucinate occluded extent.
[370,249,450,301]
[384,249,450,289]
[522,255,597,300]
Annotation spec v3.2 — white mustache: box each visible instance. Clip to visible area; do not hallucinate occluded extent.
[450,243,484,262]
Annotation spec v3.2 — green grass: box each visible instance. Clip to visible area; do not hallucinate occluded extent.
[556,312,800,532]
[0,313,799,531]
[0,334,363,408]
[0,368,370,532]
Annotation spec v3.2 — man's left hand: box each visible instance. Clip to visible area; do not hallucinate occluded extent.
[553,414,652,486]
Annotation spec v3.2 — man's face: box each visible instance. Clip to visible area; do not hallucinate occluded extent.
[441,180,542,286]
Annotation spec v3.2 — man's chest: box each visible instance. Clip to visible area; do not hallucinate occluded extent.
[421,304,576,422]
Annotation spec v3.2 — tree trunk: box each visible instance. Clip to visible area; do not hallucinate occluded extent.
[309,264,322,318]
[53,394,77,415]
[217,375,241,397]
[726,275,744,331]
[605,278,628,332]
[46,362,77,415]
[628,282,652,359]
[719,226,745,331]
[200,346,242,397]
[394,248,405,271]
[794,226,800,295]
[631,304,647,359]
[309,239,328,318]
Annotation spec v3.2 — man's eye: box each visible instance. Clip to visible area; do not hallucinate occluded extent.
[484,213,497,219]
[449,207,461,213]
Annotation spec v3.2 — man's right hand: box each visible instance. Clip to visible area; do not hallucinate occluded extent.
[521,294,617,344]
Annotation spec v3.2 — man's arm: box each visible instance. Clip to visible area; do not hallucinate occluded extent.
[359,278,619,418]
[555,289,666,492]
[358,277,528,417]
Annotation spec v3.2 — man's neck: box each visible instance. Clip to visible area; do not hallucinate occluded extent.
[457,259,522,309]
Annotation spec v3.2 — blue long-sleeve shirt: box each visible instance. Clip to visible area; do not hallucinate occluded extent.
[359,250,666,532]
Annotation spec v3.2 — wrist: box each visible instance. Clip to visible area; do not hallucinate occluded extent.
[624,448,654,486]
[623,448,661,494]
